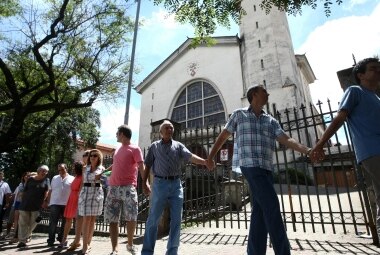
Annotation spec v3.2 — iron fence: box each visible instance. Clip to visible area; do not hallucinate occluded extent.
[38,100,378,245]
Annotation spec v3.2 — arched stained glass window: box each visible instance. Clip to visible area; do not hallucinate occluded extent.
[171,81,226,129]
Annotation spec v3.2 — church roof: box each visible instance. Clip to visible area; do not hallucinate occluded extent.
[135,35,240,94]
[295,54,317,84]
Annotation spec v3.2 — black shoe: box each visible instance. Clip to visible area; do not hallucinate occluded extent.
[17,242,27,248]
[47,242,55,247]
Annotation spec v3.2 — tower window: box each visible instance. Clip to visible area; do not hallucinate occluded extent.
[261,59,264,69]
[152,93,154,99]
[151,105,153,112]
[254,5,256,12]
[256,22,259,29]
[258,40,261,48]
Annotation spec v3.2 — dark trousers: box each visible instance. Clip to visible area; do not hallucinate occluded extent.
[47,205,66,244]
[0,203,5,233]
[241,167,291,255]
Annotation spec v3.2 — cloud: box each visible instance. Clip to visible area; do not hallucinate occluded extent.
[96,101,141,146]
[346,0,371,9]
[142,9,182,30]
[138,9,193,59]
[296,3,380,109]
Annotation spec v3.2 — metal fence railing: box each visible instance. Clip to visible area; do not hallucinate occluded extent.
[38,100,378,245]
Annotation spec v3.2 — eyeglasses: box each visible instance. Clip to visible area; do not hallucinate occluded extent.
[90,154,98,158]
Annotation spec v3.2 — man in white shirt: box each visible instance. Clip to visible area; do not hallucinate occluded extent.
[0,171,12,236]
[45,164,74,246]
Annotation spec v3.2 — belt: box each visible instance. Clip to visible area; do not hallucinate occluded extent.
[83,183,101,187]
[154,175,180,180]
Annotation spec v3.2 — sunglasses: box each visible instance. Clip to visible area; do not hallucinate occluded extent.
[90,154,98,158]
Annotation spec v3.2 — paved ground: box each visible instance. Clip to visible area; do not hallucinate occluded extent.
[0,224,379,255]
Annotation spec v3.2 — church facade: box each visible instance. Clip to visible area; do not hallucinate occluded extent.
[136,0,316,150]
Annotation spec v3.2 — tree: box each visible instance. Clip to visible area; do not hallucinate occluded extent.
[0,106,100,187]
[0,0,20,18]
[0,0,134,153]
[155,0,343,40]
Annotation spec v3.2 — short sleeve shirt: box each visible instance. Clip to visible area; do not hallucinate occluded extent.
[0,181,11,205]
[225,107,285,171]
[109,144,144,187]
[145,139,192,176]
[49,174,74,206]
[19,177,50,211]
[339,86,380,163]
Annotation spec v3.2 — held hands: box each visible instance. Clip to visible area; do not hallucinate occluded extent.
[142,181,151,196]
[309,146,325,162]
[42,200,49,209]
[205,158,215,171]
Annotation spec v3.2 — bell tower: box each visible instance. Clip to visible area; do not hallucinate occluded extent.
[239,0,310,111]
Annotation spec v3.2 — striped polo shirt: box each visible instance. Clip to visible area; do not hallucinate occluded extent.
[145,139,192,177]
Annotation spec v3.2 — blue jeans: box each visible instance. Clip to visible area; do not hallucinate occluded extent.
[141,177,183,255]
[240,167,290,255]
[47,205,66,244]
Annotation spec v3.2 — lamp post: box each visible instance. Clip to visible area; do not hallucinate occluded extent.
[124,0,141,124]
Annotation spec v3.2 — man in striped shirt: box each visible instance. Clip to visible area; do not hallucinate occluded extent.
[141,120,209,255]
[207,84,312,255]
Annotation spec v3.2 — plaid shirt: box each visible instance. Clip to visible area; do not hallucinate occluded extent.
[145,139,192,176]
[225,106,285,171]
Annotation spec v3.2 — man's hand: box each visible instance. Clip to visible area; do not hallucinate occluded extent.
[41,200,49,209]
[309,146,325,162]
[205,158,215,171]
[142,182,151,196]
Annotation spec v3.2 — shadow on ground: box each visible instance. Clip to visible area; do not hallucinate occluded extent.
[175,232,380,254]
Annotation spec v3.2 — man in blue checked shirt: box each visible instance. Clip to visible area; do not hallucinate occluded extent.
[141,120,210,255]
[207,84,312,255]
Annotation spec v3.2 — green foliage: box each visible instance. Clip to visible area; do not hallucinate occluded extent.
[155,0,343,40]
[154,0,244,39]
[0,0,20,18]
[0,107,100,188]
[0,0,134,152]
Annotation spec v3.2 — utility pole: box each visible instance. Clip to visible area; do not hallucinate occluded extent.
[124,0,141,124]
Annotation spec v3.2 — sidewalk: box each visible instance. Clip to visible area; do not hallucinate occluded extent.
[0,225,379,255]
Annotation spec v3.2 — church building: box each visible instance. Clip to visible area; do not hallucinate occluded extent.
[136,0,316,150]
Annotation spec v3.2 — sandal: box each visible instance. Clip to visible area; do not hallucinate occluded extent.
[67,242,81,251]
[81,250,90,255]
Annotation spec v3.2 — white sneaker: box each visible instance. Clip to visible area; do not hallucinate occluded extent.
[126,245,138,255]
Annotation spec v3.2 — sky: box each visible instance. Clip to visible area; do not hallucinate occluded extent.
[96,0,380,147]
